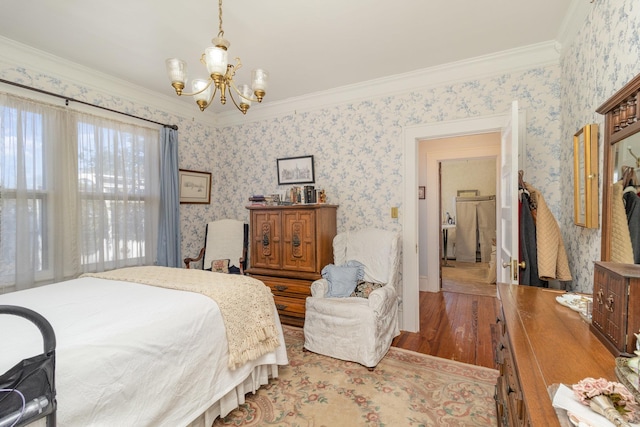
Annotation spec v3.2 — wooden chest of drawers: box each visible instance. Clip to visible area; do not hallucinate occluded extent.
[591,261,640,356]
[496,284,616,427]
[246,204,337,327]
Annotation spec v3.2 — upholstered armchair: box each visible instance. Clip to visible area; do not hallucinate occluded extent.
[303,228,401,368]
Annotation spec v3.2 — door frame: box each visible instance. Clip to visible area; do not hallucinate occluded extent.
[402,113,514,332]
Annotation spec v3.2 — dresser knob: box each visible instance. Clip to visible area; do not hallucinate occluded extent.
[275,285,288,291]
[276,304,287,311]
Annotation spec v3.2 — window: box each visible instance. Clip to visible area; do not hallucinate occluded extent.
[0,93,160,291]
[0,102,55,289]
[75,117,160,272]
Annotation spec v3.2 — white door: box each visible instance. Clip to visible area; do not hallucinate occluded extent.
[499,101,520,284]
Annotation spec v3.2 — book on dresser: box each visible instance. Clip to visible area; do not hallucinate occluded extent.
[245,204,338,327]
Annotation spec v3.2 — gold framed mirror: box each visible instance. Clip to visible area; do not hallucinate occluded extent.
[573,124,599,228]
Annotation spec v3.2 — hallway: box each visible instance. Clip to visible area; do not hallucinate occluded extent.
[441,260,496,297]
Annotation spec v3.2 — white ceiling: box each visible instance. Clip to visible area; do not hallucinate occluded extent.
[1,0,574,113]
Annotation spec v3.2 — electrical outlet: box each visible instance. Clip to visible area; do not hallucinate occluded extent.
[391,207,398,218]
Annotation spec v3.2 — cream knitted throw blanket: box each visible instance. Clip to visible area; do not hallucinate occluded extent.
[81,266,280,370]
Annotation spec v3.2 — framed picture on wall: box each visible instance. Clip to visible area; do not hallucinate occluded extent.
[179,169,211,204]
[277,155,315,185]
[457,189,479,197]
[418,186,425,199]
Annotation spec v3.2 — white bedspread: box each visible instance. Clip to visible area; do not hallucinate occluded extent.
[0,276,288,427]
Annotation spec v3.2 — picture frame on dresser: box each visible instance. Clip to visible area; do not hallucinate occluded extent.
[178,169,211,204]
[277,155,315,185]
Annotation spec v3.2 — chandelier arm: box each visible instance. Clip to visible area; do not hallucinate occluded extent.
[232,57,242,74]
[226,88,247,114]
[178,78,215,97]
[207,84,219,106]
[229,79,260,103]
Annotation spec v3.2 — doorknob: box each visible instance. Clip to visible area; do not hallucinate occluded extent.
[503,260,526,269]
[502,259,524,281]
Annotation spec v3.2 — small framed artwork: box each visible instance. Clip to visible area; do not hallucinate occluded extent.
[277,155,315,185]
[179,169,211,204]
[418,186,425,199]
[457,189,479,197]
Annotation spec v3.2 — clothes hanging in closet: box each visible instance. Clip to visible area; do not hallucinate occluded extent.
[519,191,547,287]
[521,181,572,283]
[455,196,495,263]
[623,185,640,263]
[611,181,635,264]
[610,167,640,264]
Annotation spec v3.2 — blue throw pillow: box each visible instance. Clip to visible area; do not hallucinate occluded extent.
[322,260,365,297]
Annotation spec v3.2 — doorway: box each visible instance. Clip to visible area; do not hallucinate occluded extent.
[416,132,501,294]
[418,132,500,294]
[439,155,500,296]
[402,111,519,332]
[439,156,498,296]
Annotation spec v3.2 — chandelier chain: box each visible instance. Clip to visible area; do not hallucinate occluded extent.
[218,0,224,38]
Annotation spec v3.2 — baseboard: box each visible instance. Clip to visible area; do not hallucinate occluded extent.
[419,275,431,292]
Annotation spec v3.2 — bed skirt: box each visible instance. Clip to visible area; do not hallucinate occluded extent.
[187,363,279,427]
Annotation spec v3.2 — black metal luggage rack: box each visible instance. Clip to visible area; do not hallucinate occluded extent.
[0,305,56,427]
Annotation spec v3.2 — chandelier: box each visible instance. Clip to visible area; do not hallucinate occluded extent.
[165,0,268,114]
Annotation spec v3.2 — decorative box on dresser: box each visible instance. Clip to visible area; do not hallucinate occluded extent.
[591,261,640,357]
[245,204,338,327]
[496,284,616,427]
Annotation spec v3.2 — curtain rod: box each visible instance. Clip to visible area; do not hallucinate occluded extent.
[0,78,178,130]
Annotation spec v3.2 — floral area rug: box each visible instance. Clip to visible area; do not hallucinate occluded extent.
[213,325,499,427]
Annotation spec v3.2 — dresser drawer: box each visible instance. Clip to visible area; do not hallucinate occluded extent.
[253,275,312,297]
[250,275,310,326]
[273,295,306,316]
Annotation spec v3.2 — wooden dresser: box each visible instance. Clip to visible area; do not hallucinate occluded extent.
[591,261,640,357]
[245,204,337,327]
[496,284,616,427]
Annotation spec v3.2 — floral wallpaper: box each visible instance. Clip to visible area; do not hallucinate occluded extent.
[560,0,640,292]
[206,67,564,278]
[0,46,564,283]
[1,1,639,320]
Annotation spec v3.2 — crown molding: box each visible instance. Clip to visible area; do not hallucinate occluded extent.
[0,35,560,130]
[555,0,592,51]
[0,36,215,128]
[217,40,561,127]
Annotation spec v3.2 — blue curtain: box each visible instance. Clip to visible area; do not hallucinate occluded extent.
[157,127,182,267]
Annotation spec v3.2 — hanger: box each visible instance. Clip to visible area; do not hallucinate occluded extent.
[622,165,637,188]
[518,170,525,189]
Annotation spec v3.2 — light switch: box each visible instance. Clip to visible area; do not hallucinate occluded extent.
[391,207,398,218]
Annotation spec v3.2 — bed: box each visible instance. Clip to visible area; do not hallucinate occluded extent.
[0,266,288,427]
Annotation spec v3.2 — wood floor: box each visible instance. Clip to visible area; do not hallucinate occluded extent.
[391,261,499,369]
